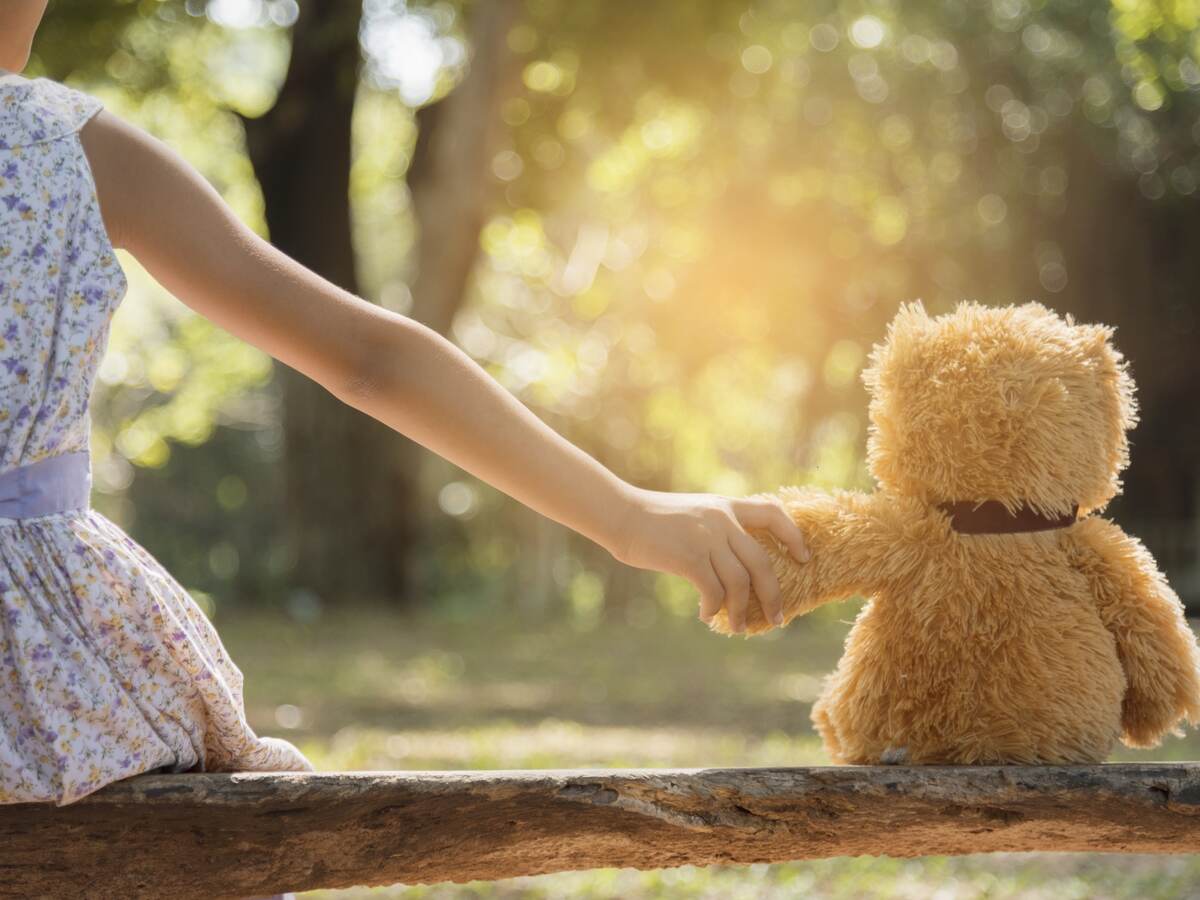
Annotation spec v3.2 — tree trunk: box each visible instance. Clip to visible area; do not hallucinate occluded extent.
[6,765,1200,897]
[238,0,521,607]
[407,0,521,335]
[237,0,420,604]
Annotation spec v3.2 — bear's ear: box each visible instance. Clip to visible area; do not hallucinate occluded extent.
[885,299,933,350]
[862,300,932,392]
[1076,322,1125,380]
[1015,299,1054,319]
[895,299,931,328]
[1077,322,1116,359]
[1077,321,1140,432]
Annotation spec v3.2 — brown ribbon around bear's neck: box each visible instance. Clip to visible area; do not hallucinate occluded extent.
[937,500,1079,535]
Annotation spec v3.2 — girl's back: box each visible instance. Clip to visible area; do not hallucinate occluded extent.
[0,74,313,808]
[0,73,125,470]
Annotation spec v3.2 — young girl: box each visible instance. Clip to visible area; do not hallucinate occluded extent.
[1,0,807,829]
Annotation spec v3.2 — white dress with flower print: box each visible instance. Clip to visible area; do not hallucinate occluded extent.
[0,73,313,806]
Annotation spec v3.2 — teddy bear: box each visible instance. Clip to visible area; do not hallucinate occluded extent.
[711,300,1200,765]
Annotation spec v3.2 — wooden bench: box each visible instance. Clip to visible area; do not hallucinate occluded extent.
[4,764,1199,898]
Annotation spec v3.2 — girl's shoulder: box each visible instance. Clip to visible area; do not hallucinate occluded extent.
[0,74,104,151]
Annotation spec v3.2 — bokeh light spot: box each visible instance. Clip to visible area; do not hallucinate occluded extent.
[741,44,773,74]
[823,340,865,389]
[849,16,887,49]
[1133,81,1164,111]
[1039,262,1068,293]
[524,60,565,93]
[871,197,909,245]
[438,481,479,518]
[809,23,839,52]
[977,193,1008,225]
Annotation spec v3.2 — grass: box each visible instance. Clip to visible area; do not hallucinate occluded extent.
[215,600,1200,899]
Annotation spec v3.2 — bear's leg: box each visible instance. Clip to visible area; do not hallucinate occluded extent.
[811,696,847,763]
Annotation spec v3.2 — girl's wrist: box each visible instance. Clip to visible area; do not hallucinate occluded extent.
[600,479,647,564]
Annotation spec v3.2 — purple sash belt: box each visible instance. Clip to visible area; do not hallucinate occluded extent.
[0,450,92,519]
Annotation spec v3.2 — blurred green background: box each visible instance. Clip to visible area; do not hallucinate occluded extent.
[28,0,1200,896]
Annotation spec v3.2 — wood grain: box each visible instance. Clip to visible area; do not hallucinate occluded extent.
[3,765,1200,899]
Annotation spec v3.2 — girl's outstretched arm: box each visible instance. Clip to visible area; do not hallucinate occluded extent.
[79,110,809,631]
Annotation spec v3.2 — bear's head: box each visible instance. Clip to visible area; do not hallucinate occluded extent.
[862,301,1137,518]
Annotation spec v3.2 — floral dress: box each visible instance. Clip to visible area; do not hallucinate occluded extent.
[0,73,314,807]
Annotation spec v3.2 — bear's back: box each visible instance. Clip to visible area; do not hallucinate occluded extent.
[816,519,1126,764]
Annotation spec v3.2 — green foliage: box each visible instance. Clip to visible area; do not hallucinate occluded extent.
[96,263,275,469]
[29,0,1200,610]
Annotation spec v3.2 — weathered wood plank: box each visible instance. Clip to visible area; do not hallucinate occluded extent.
[2,764,1199,899]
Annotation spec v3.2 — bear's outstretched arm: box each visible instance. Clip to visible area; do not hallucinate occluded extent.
[1071,517,1200,748]
[709,488,901,636]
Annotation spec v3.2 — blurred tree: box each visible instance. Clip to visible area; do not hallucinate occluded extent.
[233,0,412,605]
[409,0,521,335]
[236,0,520,605]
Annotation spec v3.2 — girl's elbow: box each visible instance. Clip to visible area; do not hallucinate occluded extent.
[328,320,420,406]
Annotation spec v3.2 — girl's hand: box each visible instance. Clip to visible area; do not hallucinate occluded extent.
[610,488,811,633]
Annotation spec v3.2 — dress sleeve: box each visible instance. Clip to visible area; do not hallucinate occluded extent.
[36,77,104,137]
[0,77,104,149]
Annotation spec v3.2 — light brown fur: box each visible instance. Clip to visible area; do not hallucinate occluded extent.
[711,301,1200,764]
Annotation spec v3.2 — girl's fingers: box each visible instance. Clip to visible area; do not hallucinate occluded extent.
[710,543,751,633]
[692,556,726,623]
[732,497,810,563]
[730,530,785,627]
